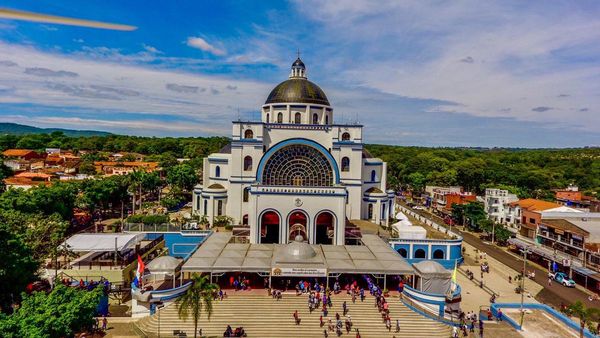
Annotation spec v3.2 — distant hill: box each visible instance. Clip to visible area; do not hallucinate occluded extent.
[0,123,112,137]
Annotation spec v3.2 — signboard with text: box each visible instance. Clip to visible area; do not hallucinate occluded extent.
[271,267,327,277]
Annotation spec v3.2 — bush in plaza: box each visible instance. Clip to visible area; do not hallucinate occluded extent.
[213,215,233,228]
[126,214,169,225]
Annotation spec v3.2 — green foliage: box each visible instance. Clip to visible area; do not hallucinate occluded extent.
[176,274,219,338]
[166,163,199,191]
[0,284,103,338]
[0,211,39,312]
[566,300,600,338]
[365,145,600,198]
[0,183,78,220]
[78,161,97,175]
[160,189,187,210]
[451,202,486,230]
[126,214,169,225]
[214,215,234,228]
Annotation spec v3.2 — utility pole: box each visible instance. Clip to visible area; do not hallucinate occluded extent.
[519,247,528,329]
[492,222,496,245]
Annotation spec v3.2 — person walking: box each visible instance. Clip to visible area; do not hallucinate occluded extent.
[323,329,329,337]
[548,277,552,286]
[497,308,503,322]
[355,328,361,338]
[101,316,107,331]
[395,319,400,333]
[293,310,301,325]
[360,288,365,302]
[320,315,324,327]
[343,301,348,315]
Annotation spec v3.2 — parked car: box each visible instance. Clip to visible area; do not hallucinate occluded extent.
[412,205,425,210]
[552,272,576,287]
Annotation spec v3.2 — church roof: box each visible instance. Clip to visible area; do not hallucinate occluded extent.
[365,187,384,194]
[265,78,330,106]
[218,143,231,154]
[362,149,374,159]
[207,183,225,189]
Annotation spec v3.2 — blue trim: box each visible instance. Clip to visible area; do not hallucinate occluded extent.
[364,162,383,166]
[490,303,596,336]
[254,190,346,197]
[256,138,340,184]
[208,176,228,181]
[208,158,228,163]
[234,139,263,144]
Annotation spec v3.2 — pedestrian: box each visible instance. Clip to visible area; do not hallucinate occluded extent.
[395,319,400,332]
[548,277,552,286]
[320,315,324,327]
[360,288,365,302]
[452,326,459,338]
[102,316,107,331]
[497,308,503,322]
[479,319,484,338]
[293,310,301,325]
[343,301,348,315]
[355,328,361,338]
[323,329,329,338]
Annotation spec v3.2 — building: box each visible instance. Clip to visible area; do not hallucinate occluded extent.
[2,148,43,160]
[507,199,561,238]
[192,58,395,245]
[555,185,600,212]
[483,188,519,225]
[4,172,53,190]
[431,187,476,214]
[94,161,160,176]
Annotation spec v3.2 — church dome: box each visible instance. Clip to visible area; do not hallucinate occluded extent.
[281,236,317,260]
[265,78,330,105]
[265,57,330,106]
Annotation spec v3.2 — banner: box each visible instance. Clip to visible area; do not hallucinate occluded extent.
[271,267,327,277]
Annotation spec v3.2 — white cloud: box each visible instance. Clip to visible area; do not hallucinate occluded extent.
[186,37,226,56]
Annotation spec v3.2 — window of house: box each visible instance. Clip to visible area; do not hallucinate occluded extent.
[341,132,350,141]
[215,165,221,177]
[312,113,318,124]
[341,157,350,172]
[243,156,252,171]
[325,115,329,125]
[370,170,377,182]
[203,200,207,216]
[244,129,253,139]
[266,113,270,123]
[294,112,301,124]
[217,200,223,216]
[277,112,283,123]
[529,218,536,224]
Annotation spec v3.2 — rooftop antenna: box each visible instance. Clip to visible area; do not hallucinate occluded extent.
[236,107,240,121]
[297,48,301,59]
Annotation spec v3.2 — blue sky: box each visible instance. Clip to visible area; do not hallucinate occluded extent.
[0,1,599,147]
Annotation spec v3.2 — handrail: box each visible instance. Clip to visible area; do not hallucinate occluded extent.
[401,294,462,327]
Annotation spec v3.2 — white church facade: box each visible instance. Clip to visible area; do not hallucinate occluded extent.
[192,58,394,245]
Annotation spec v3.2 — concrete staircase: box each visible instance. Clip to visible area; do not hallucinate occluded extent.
[136,292,451,337]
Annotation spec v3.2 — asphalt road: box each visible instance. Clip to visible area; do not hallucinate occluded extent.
[403,204,596,309]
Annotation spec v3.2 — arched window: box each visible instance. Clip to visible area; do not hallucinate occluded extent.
[215,166,221,178]
[266,113,270,123]
[370,170,377,182]
[341,157,350,172]
[243,187,250,202]
[325,115,329,125]
[244,129,253,139]
[242,214,249,226]
[243,156,252,171]
[312,113,319,124]
[368,203,373,219]
[294,112,301,124]
[398,248,408,258]
[203,200,207,216]
[341,132,350,141]
[433,249,445,259]
[217,200,223,216]
[414,249,426,259]
[277,112,283,123]
[261,144,334,187]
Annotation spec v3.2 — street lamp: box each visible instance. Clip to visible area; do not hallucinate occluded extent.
[519,247,530,329]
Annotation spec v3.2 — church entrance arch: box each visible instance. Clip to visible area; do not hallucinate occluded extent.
[315,211,334,244]
[260,210,280,244]
[288,210,308,242]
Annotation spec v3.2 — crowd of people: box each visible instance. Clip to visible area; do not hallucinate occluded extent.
[223,325,246,337]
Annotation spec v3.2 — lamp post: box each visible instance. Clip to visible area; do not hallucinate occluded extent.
[519,247,529,329]
[492,222,496,245]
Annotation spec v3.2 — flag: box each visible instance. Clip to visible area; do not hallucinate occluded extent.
[450,260,458,293]
[133,255,145,288]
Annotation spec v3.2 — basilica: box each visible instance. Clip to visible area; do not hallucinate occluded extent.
[192,57,394,245]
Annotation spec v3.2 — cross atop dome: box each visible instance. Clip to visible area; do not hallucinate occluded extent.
[290,53,307,79]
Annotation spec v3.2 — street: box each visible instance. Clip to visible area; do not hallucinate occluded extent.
[403,203,597,309]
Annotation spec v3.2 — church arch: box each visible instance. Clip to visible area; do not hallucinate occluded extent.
[259,210,281,244]
[414,249,426,259]
[341,132,350,141]
[244,129,254,139]
[277,112,283,123]
[294,112,301,124]
[398,248,408,258]
[368,203,373,219]
[314,211,335,244]
[370,170,377,182]
[312,113,319,124]
[287,209,309,242]
[215,165,221,178]
[243,187,250,202]
[433,249,445,259]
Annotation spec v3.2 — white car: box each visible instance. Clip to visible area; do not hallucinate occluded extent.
[412,205,425,210]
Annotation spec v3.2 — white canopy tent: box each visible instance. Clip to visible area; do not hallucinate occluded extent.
[62,233,145,253]
[393,212,427,239]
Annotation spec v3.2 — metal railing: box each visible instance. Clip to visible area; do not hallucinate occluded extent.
[401,295,462,327]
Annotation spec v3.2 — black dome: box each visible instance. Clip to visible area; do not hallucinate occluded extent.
[292,57,305,69]
[265,78,330,105]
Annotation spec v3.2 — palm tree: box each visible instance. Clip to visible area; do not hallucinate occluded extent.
[176,273,219,338]
[567,300,600,338]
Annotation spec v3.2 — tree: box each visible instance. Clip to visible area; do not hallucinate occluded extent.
[176,274,219,338]
[78,161,97,175]
[566,301,600,338]
[167,163,198,191]
[407,172,426,194]
[0,212,39,313]
[0,284,104,337]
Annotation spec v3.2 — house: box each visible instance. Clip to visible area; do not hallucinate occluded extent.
[4,172,53,190]
[2,149,43,160]
[508,199,561,238]
[555,185,600,212]
[94,161,160,176]
[431,187,476,214]
[484,188,519,225]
